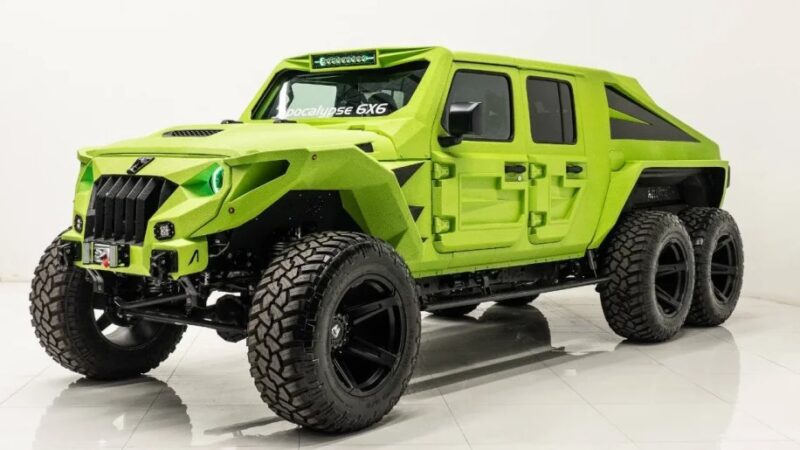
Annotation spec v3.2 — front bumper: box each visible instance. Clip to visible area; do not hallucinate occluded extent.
[61,154,226,278]
[60,231,208,279]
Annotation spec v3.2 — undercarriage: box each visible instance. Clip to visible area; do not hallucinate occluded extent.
[62,240,608,344]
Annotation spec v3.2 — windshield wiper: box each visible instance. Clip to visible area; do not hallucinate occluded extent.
[273,118,297,124]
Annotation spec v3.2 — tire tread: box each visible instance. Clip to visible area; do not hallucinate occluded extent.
[247,231,420,433]
[598,210,694,342]
[30,239,184,379]
[679,207,743,326]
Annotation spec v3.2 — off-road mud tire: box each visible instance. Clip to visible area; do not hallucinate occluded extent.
[30,238,186,380]
[247,231,421,433]
[598,211,695,342]
[679,207,744,326]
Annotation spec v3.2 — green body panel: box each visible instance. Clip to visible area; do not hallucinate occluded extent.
[61,46,727,280]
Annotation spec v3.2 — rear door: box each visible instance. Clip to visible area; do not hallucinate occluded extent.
[522,71,593,255]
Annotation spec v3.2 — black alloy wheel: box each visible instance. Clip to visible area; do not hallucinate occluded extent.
[599,210,695,342]
[90,292,161,349]
[329,274,406,395]
[654,239,692,317]
[709,233,740,305]
[679,207,744,326]
[248,231,421,433]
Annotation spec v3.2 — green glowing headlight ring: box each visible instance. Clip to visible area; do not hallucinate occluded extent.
[210,166,224,193]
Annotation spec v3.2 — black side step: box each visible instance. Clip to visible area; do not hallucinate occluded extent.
[424,277,608,312]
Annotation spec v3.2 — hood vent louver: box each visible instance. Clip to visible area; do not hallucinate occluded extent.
[163,129,223,138]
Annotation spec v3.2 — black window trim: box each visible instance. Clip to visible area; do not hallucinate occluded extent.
[525,75,578,145]
[441,68,515,143]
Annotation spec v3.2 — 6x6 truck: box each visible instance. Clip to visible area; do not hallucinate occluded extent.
[30,47,743,432]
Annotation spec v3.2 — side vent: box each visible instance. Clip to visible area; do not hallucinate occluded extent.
[163,129,223,137]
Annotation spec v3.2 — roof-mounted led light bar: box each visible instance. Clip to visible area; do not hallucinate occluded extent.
[310,50,378,70]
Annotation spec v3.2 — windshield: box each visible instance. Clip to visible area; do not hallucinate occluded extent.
[259,61,428,120]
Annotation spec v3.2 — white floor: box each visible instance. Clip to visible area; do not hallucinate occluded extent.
[2,282,800,449]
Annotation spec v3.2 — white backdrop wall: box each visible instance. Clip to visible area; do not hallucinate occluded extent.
[1,0,798,303]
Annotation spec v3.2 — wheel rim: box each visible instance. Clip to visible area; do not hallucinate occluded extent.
[710,233,740,304]
[82,282,160,348]
[654,239,691,317]
[329,274,405,396]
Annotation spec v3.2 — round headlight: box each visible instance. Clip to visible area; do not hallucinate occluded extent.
[210,166,224,193]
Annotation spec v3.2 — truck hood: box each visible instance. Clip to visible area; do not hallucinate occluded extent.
[78,122,393,162]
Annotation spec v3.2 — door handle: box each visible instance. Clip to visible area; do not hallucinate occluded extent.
[566,164,584,174]
[504,164,526,174]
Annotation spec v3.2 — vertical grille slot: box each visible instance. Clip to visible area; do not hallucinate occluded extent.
[85,175,177,244]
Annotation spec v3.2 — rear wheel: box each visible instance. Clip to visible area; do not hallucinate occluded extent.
[30,238,186,380]
[598,211,695,342]
[247,231,420,433]
[679,207,744,326]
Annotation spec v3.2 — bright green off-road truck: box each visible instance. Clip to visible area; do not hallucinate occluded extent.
[30,47,743,432]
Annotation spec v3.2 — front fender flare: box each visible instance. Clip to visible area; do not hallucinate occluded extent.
[192,145,423,260]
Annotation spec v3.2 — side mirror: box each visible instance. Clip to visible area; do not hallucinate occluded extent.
[440,102,483,147]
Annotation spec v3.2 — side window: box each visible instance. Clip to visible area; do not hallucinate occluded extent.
[281,83,337,111]
[444,71,512,141]
[526,77,576,144]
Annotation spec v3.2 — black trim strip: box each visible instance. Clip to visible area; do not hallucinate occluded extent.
[356,142,374,153]
[606,86,698,142]
[392,162,423,186]
[408,205,423,221]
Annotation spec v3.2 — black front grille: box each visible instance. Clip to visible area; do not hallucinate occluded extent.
[85,175,177,244]
[162,129,222,137]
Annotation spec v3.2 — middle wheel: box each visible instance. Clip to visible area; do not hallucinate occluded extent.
[599,210,695,342]
[247,231,420,433]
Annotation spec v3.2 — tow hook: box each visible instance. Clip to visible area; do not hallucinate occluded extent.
[57,241,80,268]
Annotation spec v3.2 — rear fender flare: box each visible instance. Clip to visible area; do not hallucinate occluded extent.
[590,161,728,248]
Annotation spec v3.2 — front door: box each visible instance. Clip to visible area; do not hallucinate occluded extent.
[431,65,528,253]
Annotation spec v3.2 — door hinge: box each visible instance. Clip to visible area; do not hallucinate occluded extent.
[529,211,545,228]
[432,163,453,180]
[433,216,454,234]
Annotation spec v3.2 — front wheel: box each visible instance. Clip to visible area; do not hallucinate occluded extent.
[29,238,186,380]
[247,232,421,433]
